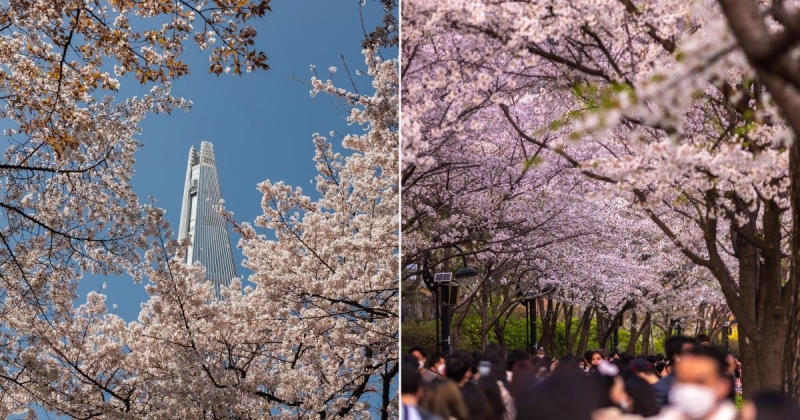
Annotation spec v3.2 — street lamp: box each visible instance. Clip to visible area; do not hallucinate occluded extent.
[520,284,556,356]
[421,248,479,354]
[722,321,730,352]
[670,317,684,337]
[613,316,623,354]
[455,266,480,282]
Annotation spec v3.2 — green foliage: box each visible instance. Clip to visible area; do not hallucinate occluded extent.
[523,155,545,171]
[401,320,437,354]
[402,313,666,356]
[735,394,745,410]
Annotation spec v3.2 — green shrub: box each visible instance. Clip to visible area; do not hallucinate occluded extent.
[401,321,437,354]
[402,313,667,355]
[734,394,745,410]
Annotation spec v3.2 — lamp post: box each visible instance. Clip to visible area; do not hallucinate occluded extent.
[521,285,555,356]
[722,321,730,352]
[422,249,478,355]
[670,317,684,337]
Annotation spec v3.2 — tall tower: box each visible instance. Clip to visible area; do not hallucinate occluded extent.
[177,141,237,300]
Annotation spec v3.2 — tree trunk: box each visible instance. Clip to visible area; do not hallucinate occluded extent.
[788,133,800,400]
[380,361,399,420]
[548,301,560,356]
[564,304,575,355]
[739,337,759,399]
[626,312,638,354]
[750,316,785,396]
[714,1,800,400]
[480,280,490,351]
[731,239,787,397]
[788,152,800,401]
[576,307,593,356]
[641,313,652,356]
[494,315,507,350]
[451,301,469,351]
[539,298,554,355]
[597,310,609,352]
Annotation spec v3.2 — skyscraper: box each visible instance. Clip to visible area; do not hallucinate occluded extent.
[177,141,237,300]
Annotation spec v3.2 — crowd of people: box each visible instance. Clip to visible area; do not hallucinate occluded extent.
[400,336,800,420]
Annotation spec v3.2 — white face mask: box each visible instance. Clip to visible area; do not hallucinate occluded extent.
[418,360,425,370]
[437,364,446,375]
[478,365,491,377]
[669,383,717,419]
[619,400,630,413]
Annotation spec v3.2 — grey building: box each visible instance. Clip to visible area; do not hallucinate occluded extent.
[177,141,237,300]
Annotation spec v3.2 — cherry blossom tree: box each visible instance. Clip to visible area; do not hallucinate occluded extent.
[0,92,177,418]
[402,0,788,397]
[0,0,400,417]
[1,46,398,419]
[0,1,272,415]
[714,0,800,401]
[0,0,270,155]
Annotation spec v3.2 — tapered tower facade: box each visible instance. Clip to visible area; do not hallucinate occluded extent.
[177,141,237,300]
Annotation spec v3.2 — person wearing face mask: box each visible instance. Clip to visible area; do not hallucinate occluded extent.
[410,346,428,373]
[536,347,546,358]
[401,354,445,420]
[423,352,446,382]
[653,335,696,409]
[654,346,736,420]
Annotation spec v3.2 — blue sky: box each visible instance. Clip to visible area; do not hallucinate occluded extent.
[77,0,388,322]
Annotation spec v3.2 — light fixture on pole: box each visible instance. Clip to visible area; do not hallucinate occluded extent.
[424,246,479,354]
[722,321,730,352]
[669,317,684,337]
[454,266,479,283]
[519,284,555,356]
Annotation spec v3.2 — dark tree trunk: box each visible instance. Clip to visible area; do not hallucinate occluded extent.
[739,337,759,399]
[787,137,800,399]
[715,0,800,401]
[380,361,399,420]
[564,304,575,354]
[695,304,707,337]
[451,305,467,351]
[598,302,632,352]
[494,315,507,350]
[731,221,786,397]
[787,131,800,400]
[626,312,638,354]
[548,301,561,356]
[641,313,652,356]
[597,310,609,352]
[539,298,555,355]
[576,307,593,356]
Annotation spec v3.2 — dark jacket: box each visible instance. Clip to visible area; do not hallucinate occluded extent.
[653,373,675,410]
